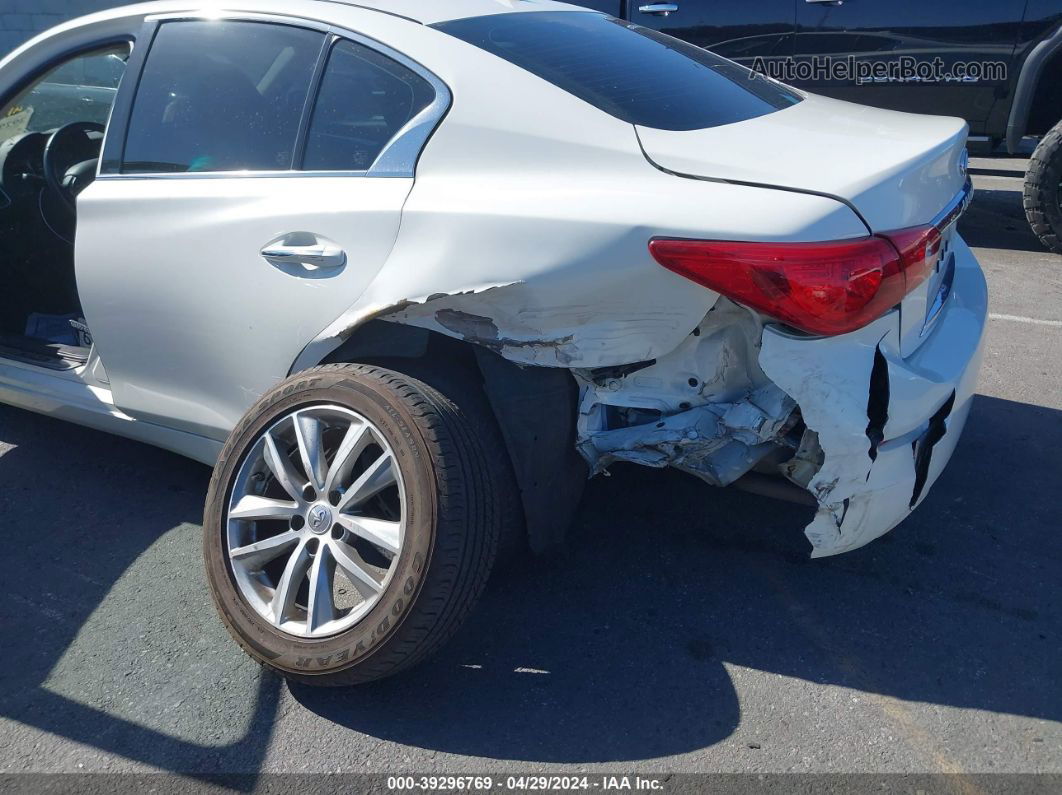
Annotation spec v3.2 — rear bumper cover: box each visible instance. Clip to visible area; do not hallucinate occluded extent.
[759,234,988,557]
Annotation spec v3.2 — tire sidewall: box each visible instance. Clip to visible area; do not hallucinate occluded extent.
[1027,124,1062,252]
[204,370,437,676]
[1040,137,1062,237]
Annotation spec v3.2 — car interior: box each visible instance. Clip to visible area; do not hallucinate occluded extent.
[0,44,129,370]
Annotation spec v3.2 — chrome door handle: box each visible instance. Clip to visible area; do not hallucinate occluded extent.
[805,0,844,5]
[261,241,346,269]
[638,3,679,16]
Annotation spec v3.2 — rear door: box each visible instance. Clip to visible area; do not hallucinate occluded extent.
[793,0,1025,133]
[625,0,796,68]
[76,16,445,439]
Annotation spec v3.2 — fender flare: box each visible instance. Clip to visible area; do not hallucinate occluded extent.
[1006,22,1062,153]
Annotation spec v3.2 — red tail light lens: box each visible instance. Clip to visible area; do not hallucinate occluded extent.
[885,224,942,293]
[649,226,940,336]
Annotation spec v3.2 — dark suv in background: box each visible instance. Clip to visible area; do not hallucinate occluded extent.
[573,0,1062,254]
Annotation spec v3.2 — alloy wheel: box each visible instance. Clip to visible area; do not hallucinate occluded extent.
[225,405,405,638]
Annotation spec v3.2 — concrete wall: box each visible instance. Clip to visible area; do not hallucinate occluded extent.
[1,1,122,56]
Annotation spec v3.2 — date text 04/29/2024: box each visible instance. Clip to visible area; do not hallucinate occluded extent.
[386,775,666,791]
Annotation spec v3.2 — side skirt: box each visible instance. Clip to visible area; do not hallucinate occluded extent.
[0,357,221,465]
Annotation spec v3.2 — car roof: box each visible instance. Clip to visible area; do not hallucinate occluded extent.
[1,0,599,79]
[327,0,592,26]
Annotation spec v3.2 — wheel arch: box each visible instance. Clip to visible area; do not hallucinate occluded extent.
[1007,22,1062,152]
[299,318,587,555]
[1025,46,1062,140]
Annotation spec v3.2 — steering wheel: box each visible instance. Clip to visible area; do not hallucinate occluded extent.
[42,121,105,214]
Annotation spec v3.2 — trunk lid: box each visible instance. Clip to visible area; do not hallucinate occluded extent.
[636,93,969,233]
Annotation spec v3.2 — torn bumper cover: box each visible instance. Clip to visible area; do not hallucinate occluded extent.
[759,235,988,557]
[368,239,985,560]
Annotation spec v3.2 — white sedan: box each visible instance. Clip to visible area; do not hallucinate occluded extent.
[0,0,986,684]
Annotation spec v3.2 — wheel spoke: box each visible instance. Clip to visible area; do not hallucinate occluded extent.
[324,420,372,497]
[293,412,327,493]
[230,530,300,569]
[229,494,299,522]
[336,514,401,557]
[336,451,396,512]
[263,432,307,503]
[270,539,312,624]
[228,404,405,638]
[306,544,337,633]
[330,538,384,599]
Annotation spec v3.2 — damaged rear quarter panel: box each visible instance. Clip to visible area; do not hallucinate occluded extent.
[292,68,868,373]
[297,165,867,371]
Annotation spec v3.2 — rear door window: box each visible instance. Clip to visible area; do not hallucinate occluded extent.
[433,11,802,131]
[302,39,435,172]
[121,21,324,173]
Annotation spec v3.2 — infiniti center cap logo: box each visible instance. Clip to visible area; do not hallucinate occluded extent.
[307,504,333,534]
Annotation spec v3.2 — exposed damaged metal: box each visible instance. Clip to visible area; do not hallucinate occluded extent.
[292,282,526,374]
[368,279,708,369]
[434,308,579,363]
[572,300,802,489]
[377,285,586,366]
[780,427,825,491]
[579,383,797,484]
[587,360,657,384]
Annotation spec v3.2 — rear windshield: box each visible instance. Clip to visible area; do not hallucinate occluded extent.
[432,11,801,131]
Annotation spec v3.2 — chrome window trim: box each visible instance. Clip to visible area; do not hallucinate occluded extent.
[99,10,451,181]
[141,10,332,32]
[98,169,384,181]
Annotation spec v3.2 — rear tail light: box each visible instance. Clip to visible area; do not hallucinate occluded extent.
[884,225,942,293]
[649,225,941,336]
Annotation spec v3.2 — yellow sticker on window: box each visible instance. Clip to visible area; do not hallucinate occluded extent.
[0,106,33,138]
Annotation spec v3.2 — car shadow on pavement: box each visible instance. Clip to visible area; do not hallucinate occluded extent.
[0,392,1058,769]
[0,410,282,778]
[290,392,1060,762]
[959,187,1047,254]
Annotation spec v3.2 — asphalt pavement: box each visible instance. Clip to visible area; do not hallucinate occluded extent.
[0,158,1059,779]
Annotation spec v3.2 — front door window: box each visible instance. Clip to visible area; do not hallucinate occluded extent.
[0,45,129,148]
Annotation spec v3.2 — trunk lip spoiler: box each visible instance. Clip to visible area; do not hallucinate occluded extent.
[931,178,974,232]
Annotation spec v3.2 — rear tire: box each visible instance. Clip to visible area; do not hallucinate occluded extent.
[203,363,507,685]
[1024,120,1062,255]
